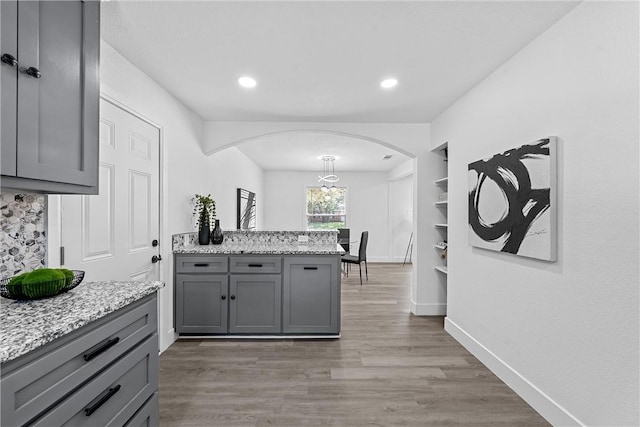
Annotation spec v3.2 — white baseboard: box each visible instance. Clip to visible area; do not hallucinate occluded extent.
[159,327,176,354]
[444,318,583,427]
[410,300,447,315]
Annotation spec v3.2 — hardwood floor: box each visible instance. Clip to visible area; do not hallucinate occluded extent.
[159,263,549,426]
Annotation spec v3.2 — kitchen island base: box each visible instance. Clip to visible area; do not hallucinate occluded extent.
[175,254,341,336]
[173,231,343,337]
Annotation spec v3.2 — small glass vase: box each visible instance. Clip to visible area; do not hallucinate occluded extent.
[198,225,210,245]
[211,219,224,245]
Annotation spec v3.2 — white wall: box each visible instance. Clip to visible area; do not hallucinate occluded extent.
[432,2,639,425]
[206,147,264,231]
[388,174,413,262]
[263,170,412,262]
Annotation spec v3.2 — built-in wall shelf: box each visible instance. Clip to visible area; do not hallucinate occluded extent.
[434,266,448,275]
[431,141,448,313]
[434,177,448,186]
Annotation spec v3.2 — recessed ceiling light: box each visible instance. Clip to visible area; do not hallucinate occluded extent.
[238,76,257,88]
[380,78,398,89]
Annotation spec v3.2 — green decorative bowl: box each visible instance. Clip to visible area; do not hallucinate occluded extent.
[0,270,85,301]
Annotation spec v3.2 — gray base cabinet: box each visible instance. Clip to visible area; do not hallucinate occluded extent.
[283,257,341,334]
[174,254,341,335]
[175,274,228,334]
[1,0,100,195]
[0,294,159,427]
[229,274,281,333]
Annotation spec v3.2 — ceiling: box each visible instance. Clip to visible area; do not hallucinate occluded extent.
[100,0,578,172]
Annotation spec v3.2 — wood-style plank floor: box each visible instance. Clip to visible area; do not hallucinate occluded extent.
[159,263,549,426]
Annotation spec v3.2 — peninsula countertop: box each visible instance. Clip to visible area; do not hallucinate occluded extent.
[0,280,164,364]
[173,242,345,255]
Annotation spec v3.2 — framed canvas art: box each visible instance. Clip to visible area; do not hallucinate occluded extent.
[237,188,256,230]
[468,137,557,261]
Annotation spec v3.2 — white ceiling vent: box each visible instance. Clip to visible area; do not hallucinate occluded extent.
[382,154,393,160]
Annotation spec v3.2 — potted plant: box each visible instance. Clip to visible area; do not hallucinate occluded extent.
[193,194,216,245]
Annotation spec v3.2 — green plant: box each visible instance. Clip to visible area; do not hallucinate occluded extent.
[193,194,216,230]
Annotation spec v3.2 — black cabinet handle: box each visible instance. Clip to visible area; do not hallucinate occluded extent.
[221,295,226,300]
[83,337,120,361]
[193,263,209,267]
[84,384,121,416]
[230,295,236,300]
[248,264,263,268]
[24,66,41,78]
[304,266,318,270]
[1,53,17,67]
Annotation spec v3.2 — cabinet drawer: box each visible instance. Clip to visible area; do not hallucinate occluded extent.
[175,255,228,273]
[125,392,159,427]
[31,334,158,427]
[0,297,157,427]
[230,256,282,274]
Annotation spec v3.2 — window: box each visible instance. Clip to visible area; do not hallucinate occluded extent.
[306,187,347,230]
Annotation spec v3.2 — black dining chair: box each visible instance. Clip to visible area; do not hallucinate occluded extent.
[342,231,368,285]
[337,228,350,253]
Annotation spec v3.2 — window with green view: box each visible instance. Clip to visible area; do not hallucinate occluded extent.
[306,187,347,230]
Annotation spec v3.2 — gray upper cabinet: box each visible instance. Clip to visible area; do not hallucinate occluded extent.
[283,257,341,334]
[1,0,100,194]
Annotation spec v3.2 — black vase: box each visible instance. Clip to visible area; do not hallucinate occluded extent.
[198,225,210,245]
[211,219,224,245]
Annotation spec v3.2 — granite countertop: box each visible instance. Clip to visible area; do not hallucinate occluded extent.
[0,280,164,364]
[173,242,345,255]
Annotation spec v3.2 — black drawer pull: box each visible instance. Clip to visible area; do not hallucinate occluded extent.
[248,263,263,267]
[304,266,318,270]
[84,384,121,416]
[193,263,209,267]
[83,337,120,361]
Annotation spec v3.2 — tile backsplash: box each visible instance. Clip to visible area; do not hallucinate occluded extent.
[0,193,47,279]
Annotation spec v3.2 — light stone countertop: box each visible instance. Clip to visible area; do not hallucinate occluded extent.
[0,280,164,364]
[173,242,345,255]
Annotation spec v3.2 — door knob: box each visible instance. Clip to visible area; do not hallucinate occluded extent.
[1,53,18,67]
[151,255,163,263]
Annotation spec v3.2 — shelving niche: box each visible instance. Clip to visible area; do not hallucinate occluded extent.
[432,142,448,276]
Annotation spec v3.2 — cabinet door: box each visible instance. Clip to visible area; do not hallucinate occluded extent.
[1,0,18,176]
[15,0,99,188]
[175,274,228,334]
[229,274,281,334]
[283,257,340,334]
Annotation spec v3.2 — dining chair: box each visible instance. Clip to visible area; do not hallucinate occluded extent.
[337,228,350,253]
[341,231,368,285]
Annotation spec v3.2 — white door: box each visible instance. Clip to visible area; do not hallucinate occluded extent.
[61,99,161,282]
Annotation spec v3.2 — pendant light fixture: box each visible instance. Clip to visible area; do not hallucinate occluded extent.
[318,155,339,192]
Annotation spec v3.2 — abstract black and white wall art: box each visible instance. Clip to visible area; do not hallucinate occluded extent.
[468,137,557,261]
[237,188,257,230]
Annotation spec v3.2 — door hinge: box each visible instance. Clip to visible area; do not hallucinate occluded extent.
[60,246,65,266]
